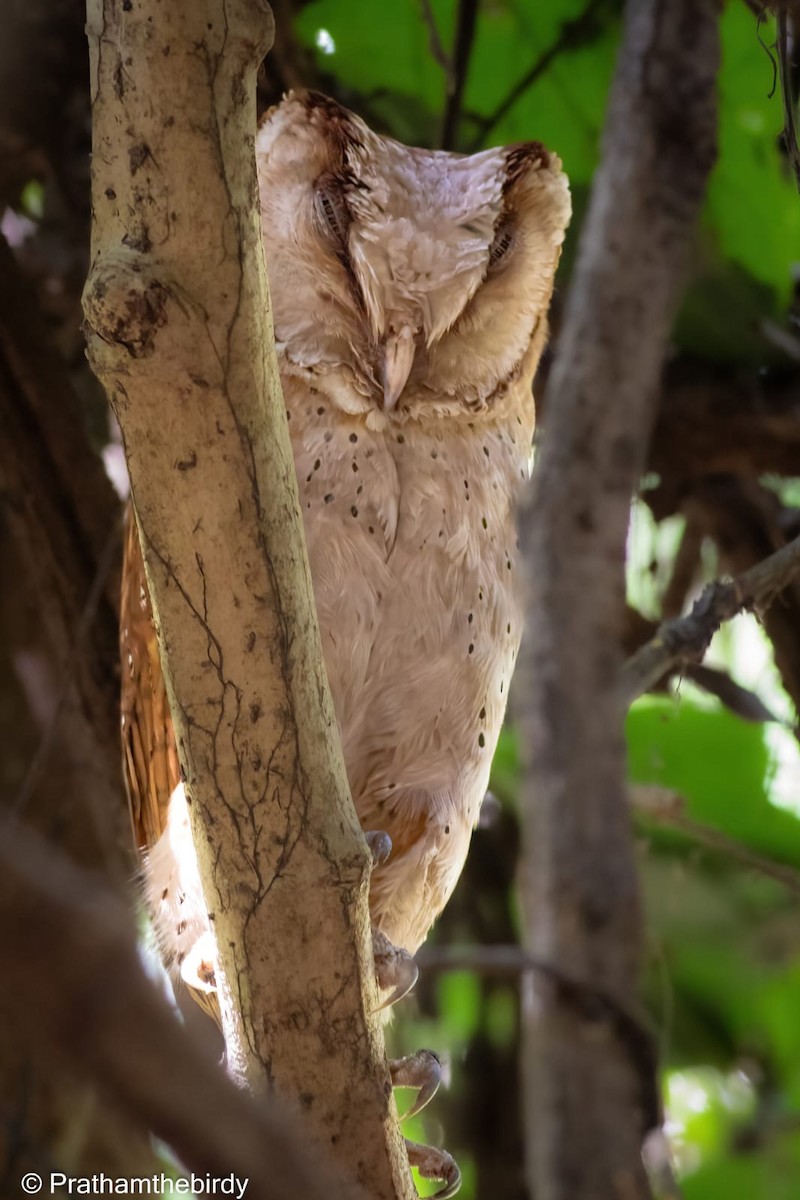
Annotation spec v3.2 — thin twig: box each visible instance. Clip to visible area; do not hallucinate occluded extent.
[620,533,800,707]
[631,785,800,899]
[419,0,454,90]
[467,0,611,151]
[777,6,800,189]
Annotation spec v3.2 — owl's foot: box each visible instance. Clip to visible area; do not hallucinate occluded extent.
[373,927,418,1009]
[405,1139,461,1199]
[367,835,418,1008]
[390,1049,442,1118]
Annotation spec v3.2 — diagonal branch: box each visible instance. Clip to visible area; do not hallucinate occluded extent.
[466,0,612,151]
[419,0,454,89]
[620,533,800,708]
[0,814,350,1200]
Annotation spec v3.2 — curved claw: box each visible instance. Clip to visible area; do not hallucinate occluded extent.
[377,948,418,1010]
[405,1139,461,1199]
[390,1049,442,1118]
[365,830,393,867]
[373,928,419,1009]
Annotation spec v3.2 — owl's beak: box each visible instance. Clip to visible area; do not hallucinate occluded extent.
[382,326,416,411]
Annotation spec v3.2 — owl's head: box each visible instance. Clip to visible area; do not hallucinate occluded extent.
[256,92,570,420]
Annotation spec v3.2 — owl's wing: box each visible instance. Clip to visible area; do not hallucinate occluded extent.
[120,510,180,849]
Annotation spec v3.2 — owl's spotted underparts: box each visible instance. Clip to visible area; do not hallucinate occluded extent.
[121,91,571,992]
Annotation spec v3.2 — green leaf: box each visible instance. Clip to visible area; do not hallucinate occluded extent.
[627,697,800,870]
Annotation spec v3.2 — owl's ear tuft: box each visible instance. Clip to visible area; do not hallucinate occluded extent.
[502,142,551,194]
[293,89,366,156]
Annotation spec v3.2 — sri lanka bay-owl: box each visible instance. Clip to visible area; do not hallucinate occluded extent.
[122,89,570,1019]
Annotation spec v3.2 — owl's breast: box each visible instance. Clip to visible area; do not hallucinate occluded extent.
[285,373,533,950]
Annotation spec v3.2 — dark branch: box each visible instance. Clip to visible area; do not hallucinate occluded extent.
[620,533,800,707]
[0,815,351,1200]
[685,477,800,726]
[777,7,800,189]
[0,232,126,869]
[440,0,479,150]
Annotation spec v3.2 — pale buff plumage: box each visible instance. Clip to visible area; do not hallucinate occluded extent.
[123,91,570,987]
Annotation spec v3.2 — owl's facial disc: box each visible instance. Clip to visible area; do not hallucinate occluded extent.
[256,91,571,417]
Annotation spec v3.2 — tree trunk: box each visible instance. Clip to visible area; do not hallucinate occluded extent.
[81,2,413,1197]
[517,1,720,1198]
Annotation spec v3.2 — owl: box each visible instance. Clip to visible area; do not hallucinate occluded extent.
[121,90,569,1193]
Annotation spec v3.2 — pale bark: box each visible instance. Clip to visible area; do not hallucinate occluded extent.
[517,2,719,1198]
[82,2,412,1198]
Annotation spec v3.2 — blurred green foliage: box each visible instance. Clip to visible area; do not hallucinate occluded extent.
[284,0,800,1196]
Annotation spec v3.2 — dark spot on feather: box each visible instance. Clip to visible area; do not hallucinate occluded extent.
[324,493,334,504]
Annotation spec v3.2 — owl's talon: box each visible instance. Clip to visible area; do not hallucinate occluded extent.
[391,1049,442,1118]
[405,1139,461,1198]
[373,928,418,1009]
[365,830,392,867]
